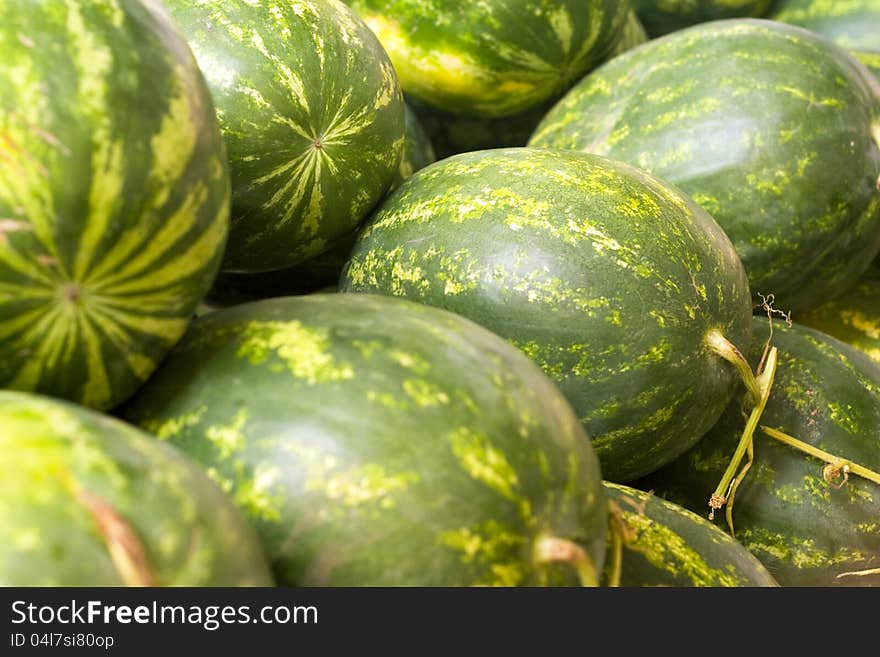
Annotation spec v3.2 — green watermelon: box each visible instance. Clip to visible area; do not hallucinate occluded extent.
[642,319,880,586]
[0,0,229,411]
[0,390,272,586]
[344,0,630,118]
[163,0,405,272]
[530,19,880,313]
[204,103,435,307]
[603,483,778,586]
[121,294,607,586]
[798,263,880,362]
[409,10,647,160]
[611,10,650,56]
[773,0,880,79]
[339,148,753,482]
[631,0,774,36]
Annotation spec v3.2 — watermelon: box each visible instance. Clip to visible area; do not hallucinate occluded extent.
[204,103,435,307]
[409,10,647,160]
[0,390,272,586]
[631,0,774,37]
[339,148,753,482]
[121,294,607,586]
[798,263,880,362]
[0,0,229,411]
[773,0,880,79]
[530,19,880,313]
[603,482,778,587]
[163,0,405,272]
[344,0,630,118]
[642,319,880,586]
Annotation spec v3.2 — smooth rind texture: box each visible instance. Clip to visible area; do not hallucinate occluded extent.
[798,264,880,363]
[122,294,607,586]
[530,19,880,312]
[340,148,752,481]
[345,0,629,117]
[0,0,230,410]
[205,102,435,306]
[773,0,880,79]
[604,482,778,587]
[164,0,405,272]
[0,391,273,586]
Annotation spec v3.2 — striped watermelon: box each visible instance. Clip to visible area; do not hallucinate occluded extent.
[773,0,880,79]
[408,10,647,159]
[0,0,229,410]
[530,19,880,313]
[122,294,608,586]
[164,0,405,273]
[798,263,880,362]
[204,103,435,307]
[643,319,880,586]
[1,390,272,586]
[631,0,774,36]
[603,483,778,587]
[345,0,630,118]
[340,148,753,482]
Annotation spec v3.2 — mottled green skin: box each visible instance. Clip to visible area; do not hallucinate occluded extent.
[643,319,880,586]
[773,0,880,79]
[345,0,629,117]
[122,294,606,586]
[340,148,753,482]
[531,19,880,313]
[631,0,774,36]
[205,105,434,306]
[0,0,229,411]
[0,391,272,586]
[411,11,647,160]
[165,0,404,272]
[604,483,778,587]
[798,263,880,362]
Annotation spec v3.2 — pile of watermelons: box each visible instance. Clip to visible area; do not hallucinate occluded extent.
[1,0,878,587]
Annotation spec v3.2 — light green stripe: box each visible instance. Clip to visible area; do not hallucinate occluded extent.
[66,0,116,278]
[96,195,227,294]
[88,183,208,287]
[0,305,52,340]
[76,312,113,409]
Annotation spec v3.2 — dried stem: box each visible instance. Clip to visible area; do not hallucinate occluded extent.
[533,535,598,587]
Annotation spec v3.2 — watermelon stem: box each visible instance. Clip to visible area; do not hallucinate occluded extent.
[704,329,761,403]
[74,487,157,587]
[533,535,599,587]
[605,502,626,588]
[837,568,880,579]
[57,469,157,586]
[708,346,778,526]
[760,425,880,487]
